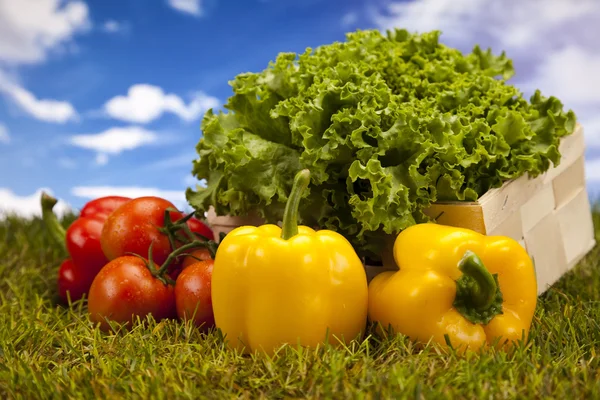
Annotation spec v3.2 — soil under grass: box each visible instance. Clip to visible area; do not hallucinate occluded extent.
[1,211,599,399]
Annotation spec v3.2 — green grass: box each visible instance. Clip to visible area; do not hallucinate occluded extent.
[1,212,600,400]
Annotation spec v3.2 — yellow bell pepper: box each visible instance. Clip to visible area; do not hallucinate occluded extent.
[211,169,369,355]
[368,223,537,351]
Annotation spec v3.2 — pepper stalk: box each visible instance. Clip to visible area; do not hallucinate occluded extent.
[281,169,311,240]
[453,250,503,325]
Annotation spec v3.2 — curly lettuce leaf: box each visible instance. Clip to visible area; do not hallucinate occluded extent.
[186,29,576,261]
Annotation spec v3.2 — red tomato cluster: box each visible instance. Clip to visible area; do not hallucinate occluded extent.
[42,194,217,331]
[58,196,131,301]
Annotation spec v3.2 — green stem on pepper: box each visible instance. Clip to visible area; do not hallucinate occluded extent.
[453,250,503,325]
[281,169,311,241]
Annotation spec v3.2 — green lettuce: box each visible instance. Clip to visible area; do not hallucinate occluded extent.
[186,29,576,261]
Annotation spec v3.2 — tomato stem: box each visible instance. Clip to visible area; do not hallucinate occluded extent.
[136,206,219,286]
[180,223,198,243]
[137,242,177,286]
[178,222,216,257]
[138,239,217,287]
[156,240,213,277]
[281,169,311,241]
[161,209,179,256]
[157,208,216,257]
[40,192,67,251]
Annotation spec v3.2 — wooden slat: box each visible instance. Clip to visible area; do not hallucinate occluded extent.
[553,156,586,208]
[524,212,568,294]
[556,187,596,266]
[423,203,486,234]
[520,183,556,234]
[486,205,523,240]
[206,206,265,243]
[477,174,546,234]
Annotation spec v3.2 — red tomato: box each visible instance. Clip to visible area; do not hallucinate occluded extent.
[57,259,87,302]
[65,217,107,280]
[181,247,213,269]
[100,197,183,266]
[80,196,132,220]
[59,196,130,303]
[186,217,214,241]
[88,256,176,331]
[174,260,214,330]
[169,247,213,281]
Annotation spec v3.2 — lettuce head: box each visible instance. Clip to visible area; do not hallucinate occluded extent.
[186,29,576,261]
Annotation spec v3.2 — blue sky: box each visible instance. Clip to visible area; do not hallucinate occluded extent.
[0,0,599,217]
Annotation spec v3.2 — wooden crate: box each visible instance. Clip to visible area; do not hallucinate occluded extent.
[208,125,596,295]
[421,124,595,294]
[206,211,265,241]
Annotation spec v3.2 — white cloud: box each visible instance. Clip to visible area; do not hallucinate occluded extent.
[0,70,78,123]
[372,0,597,49]
[71,186,190,211]
[0,123,9,143]
[341,12,358,28]
[102,20,121,33]
[519,46,600,149]
[0,0,90,65]
[167,0,203,16]
[69,126,157,154]
[69,126,158,164]
[585,158,600,182]
[493,1,597,50]
[520,46,600,107]
[581,117,600,149]
[372,0,487,42]
[95,153,109,166]
[104,84,219,124]
[0,187,72,219]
